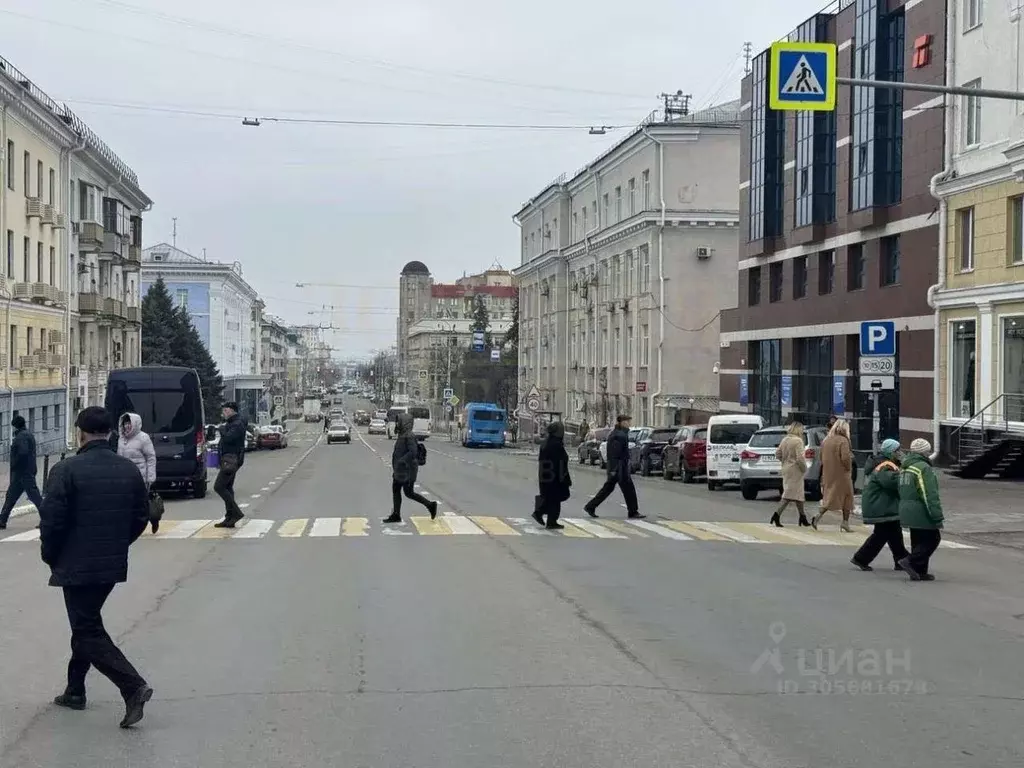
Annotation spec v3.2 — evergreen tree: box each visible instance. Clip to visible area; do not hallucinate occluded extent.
[174,306,224,419]
[140,277,177,365]
[503,293,519,354]
[470,294,492,348]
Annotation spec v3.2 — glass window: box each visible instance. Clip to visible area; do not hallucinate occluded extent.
[964,0,982,30]
[848,243,865,290]
[877,9,904,206]
[176,288,188,309]
[1011,196,1024,265]
[615,187,622,222]
[963,79,982,147]
[851,0,879,211]
[748,50,784,241]
[793,336,834,425]
[748,267,762,306]
[5,141,13,191]
[1003,317,1024,421]
[793,16,836,228]
[818,250,835,295]
[749,430,786,448]
[880,235,900,286]
[793,256,808,299]
[957,207,974,270]
[769,262,783,303]
[709,423,761,444]
[949,320,976,418]
[628,178,636,215]
[751,338,782,425]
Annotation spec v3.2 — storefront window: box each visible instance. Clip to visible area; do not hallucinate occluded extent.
[751,339,782,425]
[950,320,976,418]
[1002,316,1024,421]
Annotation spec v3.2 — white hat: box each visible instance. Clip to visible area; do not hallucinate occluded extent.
[909,438,931,455]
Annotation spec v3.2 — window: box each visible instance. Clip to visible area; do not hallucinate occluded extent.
[1011,196,1024,265]
[48,168,55,204]
[79,184,100,222]
[1002,317,1024,421]
[582,206,588,233]
[5,230,12,277]
[793,17,837,228]
[876,9,905,206]
[9,325,16,369]
[880,235,901,285]
[848,244,865,290]
[956,207,974,271]
[818,250,835,295]
[612,255,622,298]
[6,141,13,190]
[23,237,30,282]
[602,194,609,226]
[793,336,834,424]
[949,320,976,417]
[639,246,650,292]
[963,79,982,147]
[601,327,608,366]
[793,256,808,299]
[748,50,785,239]
[600,260,610,303]
[23,151,30,196]
[26,327,33,356]
[628,178,636,215]
[626,325,634,365]
[592,201,597,229]
[964,0,982,30]
[49,247,56,287]
[769,262,783,303]
[851,0,879,211]
[613,326,621,365]
[42,405,49,431]
[615,187,622,222]
[640,324,650,366]
[642,170,650,209]
[28,408,35,433]
[36,160,43,199]
[54,404,61,433]
[572,212,578,241]
[625,249,635,295]
[751,339,782,425]
[176,288,188,309]
[36,243,43,285]
[748,267,762,306]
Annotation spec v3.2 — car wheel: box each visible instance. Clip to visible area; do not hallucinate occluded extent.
[740,482,759,501]
[193,480,208,500]
[641,457,651,477]
[662,464,674,481]
[707,480,718,491]
[683,468,696,484]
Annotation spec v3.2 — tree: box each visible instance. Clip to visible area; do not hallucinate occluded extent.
[470,294,492,348]
[140,277,177,366]
[503,293,519,354]
[174,307,224,419]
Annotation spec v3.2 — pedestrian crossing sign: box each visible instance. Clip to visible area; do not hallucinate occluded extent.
[768,41,836,111]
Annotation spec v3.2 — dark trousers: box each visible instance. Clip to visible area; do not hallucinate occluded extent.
[853,520,909,567]
[587,469,638,515]
[214,466,244,520]
[392,479,431,515]
[538,495,562,525]
[63,584,146,699]
[0,473,44,526]
[908,528,941,576]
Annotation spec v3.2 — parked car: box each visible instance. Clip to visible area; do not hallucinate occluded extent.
[706,414,765,491]
[326,420,351,444]
[258,425,289,449]
[353,410,370,426]
[633,427,679,476]
[801,426,857,500]
[661,425,708,483]
[738,426,789,500]
[598,428,642,470]
[374,410,388,421]
[246,424,260,451]
[577,428,612,465]
[368,418,387,435]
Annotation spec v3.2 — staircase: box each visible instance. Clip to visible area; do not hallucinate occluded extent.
[951,394,1024,479]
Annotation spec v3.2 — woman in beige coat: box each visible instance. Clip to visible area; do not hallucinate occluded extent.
[812,419,855,532]
[771,422,811,527]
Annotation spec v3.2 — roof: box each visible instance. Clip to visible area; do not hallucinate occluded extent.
[401,260,430,276]
[431,284,518,299]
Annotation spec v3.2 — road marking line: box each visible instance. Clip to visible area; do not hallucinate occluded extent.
[411,516,448,535]
[342,518,369,536]
[310,518,342,537]
[724,522,803,544]
[558,521,592,537]
[762,526,840,545]
[277,518,308,537]
[805,528,869,545]
[599,519,647,537]
[508,517,556,535]
[238,503,251,509]
[564,518,626,539]
[194,522,239,539]
[262,486,272,491]
[683,521,763,544]
[627,519,693,540]
[659,521,728,541]
[153,519,211,539]
[381,524,413,535]
[1,529,40,542]
[232,519,274,539]
[250,494,261,499]
[443,516,484,535]
[470,516,520,536]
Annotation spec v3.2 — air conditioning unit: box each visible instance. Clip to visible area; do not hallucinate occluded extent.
[696,245,712,260]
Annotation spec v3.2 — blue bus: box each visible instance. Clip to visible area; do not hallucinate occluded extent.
[460,402,507,448]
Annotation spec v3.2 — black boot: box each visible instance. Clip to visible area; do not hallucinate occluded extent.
[382,513,401,524]
[770,511,783,528]
[120,685,153,728]
[429,501,438,520]
[532,511,545,527]
[54,693,87,711]
[798,515,811,527]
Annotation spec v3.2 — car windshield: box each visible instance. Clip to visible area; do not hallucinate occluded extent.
[408,407,431,420]
[117,390,193,434]
[470,410,505,421]
[628,429,642,441]
[692,428,707,441]
[650,429,677,442]
[709,423,761,444]
[749,431,786,448]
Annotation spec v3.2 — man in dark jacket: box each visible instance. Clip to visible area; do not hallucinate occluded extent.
[214,401,247,529]
[40,406,153,728]
[584,415,643,519]
[534,421,571,530]
[383,413,437,524]
[851,439,909,572]
[0,414,45,529]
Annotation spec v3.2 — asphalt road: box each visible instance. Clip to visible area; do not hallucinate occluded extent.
[1,404,1022,767]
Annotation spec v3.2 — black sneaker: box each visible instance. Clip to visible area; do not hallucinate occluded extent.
[898,557,921,582]
[627,513,646,520]
[920,573,936,581]
[54,693,86,711]
[429,501,438,521]
[214,515,242,529]
[584,505,598,518]
[382,514,401,524]
[851,557,873,572]
[531,511,545,527]
[545,522,565,530]
[120,685,153,728]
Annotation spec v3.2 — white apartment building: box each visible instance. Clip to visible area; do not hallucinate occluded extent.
[513,103,741,427]
[405,317,513,402]
[141,244,264,420]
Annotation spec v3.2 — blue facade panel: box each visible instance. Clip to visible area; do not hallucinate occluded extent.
[142,280,212,348]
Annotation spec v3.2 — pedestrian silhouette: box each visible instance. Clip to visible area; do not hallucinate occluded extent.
[794,61,813,92]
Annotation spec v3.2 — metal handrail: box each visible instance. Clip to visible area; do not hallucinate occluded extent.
[951,393,1024,467]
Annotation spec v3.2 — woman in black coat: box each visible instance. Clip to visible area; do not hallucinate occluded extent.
[534,421,572,530]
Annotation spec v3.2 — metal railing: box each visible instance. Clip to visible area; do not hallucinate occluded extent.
[951,393,1024,466]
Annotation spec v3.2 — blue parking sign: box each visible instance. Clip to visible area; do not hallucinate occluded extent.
[860,321,895,356]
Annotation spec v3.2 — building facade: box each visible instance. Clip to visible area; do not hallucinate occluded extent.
[933,0,1024,447]
[141,244,264,419]
[0,55,151,454]
[261,314,290,418]
[514,104,741,428]
[719,0,946,450]
[405,317,513,403]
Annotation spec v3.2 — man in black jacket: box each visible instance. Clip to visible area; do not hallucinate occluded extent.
[0,414,45,529]
[584,414,643,519]
[214,401,247,529]
[383,413,437,524]
[40,406,153,728]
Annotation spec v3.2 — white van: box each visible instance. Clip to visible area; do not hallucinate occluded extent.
[386,405,432,440]
[706,414,765,491]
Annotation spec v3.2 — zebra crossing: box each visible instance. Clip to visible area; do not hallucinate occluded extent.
[0,516,977,548]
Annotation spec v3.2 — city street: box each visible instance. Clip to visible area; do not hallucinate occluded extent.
[1,410,1023,766]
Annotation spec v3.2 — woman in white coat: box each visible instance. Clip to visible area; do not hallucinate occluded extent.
[117,412,156,488]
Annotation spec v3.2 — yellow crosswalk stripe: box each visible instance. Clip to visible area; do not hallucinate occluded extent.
[807,528,870,545]
[193,522,234,539]
[342,518,369,536]
[411,516,449,535]
[725,522,801,544]
[660,521,728,541]
[470,516,520,535]
[558,521,592,537]
[599,519,648,537]
[142,519,180,537]
[277,519,308,538]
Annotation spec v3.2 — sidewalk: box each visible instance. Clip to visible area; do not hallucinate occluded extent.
[933,475,1024,546]
[0,454,58,521]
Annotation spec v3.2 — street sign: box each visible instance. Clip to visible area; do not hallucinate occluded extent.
[858,356,896,375]
[526,396,541,412]
[443,387,454,400]
[472,330,485,352]
[448,395,460,407]
[769,41,837,112]
[526,384,540,401]
[860,321,896,356]
[635,381,647,393]
[490,348,500,362]
[860,375,896,391]
[445,404,454,414]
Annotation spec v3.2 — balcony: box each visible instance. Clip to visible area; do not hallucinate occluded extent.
[25,197,44,218]
[126,305,140,323]
[100,232,128,261]
[103,297,124,318]
[29,283,59,304]
[53,211,67,229]
[19,354,38,370]
[78,292,102,314]
[41,204,57,226]
[78,221,104,250]
[124,244,142,270]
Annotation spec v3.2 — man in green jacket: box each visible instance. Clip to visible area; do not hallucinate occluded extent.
[851,439,909,572]
[897,438,944,581]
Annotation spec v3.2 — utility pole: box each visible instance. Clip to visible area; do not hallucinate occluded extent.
[172,218,177,248]
[660,91,692,121]
[743,42,753,75]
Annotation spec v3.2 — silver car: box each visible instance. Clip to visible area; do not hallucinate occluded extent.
[738,426,790,500]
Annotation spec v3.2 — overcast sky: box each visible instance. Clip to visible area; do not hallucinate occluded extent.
[1,0,825,357]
